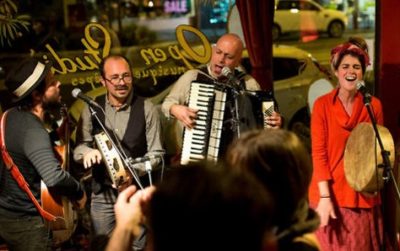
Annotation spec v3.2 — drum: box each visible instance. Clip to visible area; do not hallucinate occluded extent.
[344,122,394,193]
[94,131,131,189]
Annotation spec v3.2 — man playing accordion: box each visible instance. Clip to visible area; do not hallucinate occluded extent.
[162,33,282,164]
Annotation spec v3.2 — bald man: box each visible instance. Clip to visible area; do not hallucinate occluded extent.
[162,33,282,159]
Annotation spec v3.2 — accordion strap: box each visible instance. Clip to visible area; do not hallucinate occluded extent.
[0,110,56,222]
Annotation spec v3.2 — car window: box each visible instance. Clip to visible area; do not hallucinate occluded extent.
[277,1,299,10]
[298,59,307,73]
[273,57,302,81]
[300,2,319,11]
[241,56,305,81]
[241,58,252,75]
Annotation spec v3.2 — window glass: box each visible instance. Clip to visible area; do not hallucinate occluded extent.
[0,0,376,120]
[273,57,301,81]
[277,1,296,10]
[300,2,318,11]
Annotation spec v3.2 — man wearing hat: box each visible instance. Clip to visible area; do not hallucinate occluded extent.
[0,57,87,250]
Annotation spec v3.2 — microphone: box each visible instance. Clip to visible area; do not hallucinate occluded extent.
[356,81,371,99]
[221,66,240,86]
[132,154,163,163]
[71,88,101,108]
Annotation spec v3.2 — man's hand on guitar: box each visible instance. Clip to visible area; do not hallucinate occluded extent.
[170,104,198,129]
[83,149,102,168]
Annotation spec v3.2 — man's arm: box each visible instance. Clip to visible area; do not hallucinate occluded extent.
[24,125,85,202]
[161,69,203,129]
[144,101,164,155]
[242,74,261,91]
[161,69,199,118]
[73,104,102,168]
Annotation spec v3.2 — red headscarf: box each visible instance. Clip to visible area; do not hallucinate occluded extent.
[330,42,370,71]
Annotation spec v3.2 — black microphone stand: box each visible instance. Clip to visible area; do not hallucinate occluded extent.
[362,95,400,251]
[221,79,243,139]
[231,86,241,138]
[88,105,144,190]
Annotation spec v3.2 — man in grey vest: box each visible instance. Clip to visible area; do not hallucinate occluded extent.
[74,55,163,250]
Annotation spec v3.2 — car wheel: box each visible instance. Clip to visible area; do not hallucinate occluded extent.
[328,20,344,38]
[288,108,311,152]
[272,24,280,41]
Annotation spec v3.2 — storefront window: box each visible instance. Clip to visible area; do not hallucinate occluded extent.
[0,0,376,113]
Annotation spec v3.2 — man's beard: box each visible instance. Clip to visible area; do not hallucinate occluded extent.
[42,96,62,113]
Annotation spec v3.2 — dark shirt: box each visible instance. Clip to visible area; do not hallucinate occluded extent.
[0,107,84,217]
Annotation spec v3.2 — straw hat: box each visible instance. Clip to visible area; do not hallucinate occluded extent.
[5,58,52,102]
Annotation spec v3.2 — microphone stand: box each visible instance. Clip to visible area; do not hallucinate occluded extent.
[88,105,144,190]
[232,86,242,138]
[362,96,400,251]
[132,151,166,186]
[221,79,243,139]
[145,160,152,186]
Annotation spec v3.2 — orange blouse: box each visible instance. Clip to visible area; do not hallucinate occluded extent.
[308,88,384,208]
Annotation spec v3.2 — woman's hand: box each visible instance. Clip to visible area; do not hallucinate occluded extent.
[315,197,337,227]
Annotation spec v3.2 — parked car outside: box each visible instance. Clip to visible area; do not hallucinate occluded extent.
[273,0,348,40]
[246,44,334,150]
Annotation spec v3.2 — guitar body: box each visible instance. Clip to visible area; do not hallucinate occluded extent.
[41,180,78,246]
[41,106,78,247]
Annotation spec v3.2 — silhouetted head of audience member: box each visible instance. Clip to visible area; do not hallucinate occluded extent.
[147,161,276,251]
[226,129,313,229]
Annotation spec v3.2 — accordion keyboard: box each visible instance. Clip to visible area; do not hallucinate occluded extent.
[180,82,226,165]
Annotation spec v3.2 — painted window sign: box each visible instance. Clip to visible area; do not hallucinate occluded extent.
[0,20,211,100]
[164,0,190,14]
[42,24,211,89]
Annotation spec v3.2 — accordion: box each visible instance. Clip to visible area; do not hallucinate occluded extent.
[180,81,274,165]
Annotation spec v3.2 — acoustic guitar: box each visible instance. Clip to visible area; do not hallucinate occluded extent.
[40,105,78,247]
